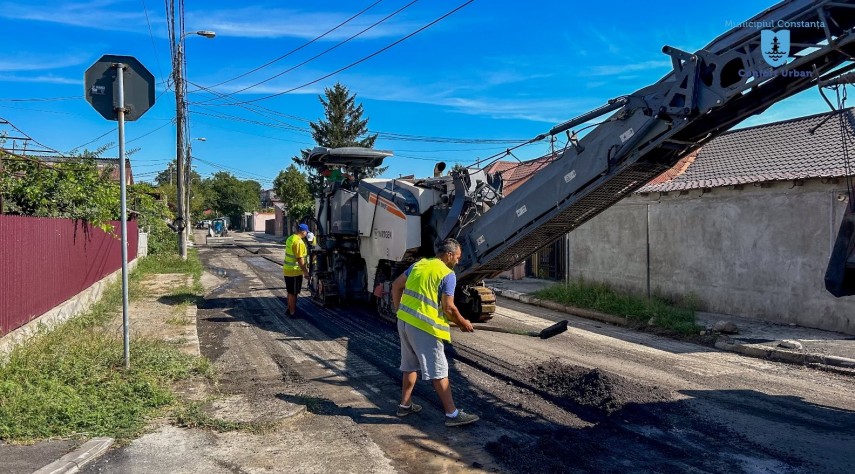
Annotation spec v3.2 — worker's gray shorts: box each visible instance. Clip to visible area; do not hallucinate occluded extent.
[397,319,448,380]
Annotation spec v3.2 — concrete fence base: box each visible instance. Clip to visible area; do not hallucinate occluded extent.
[0,259,138,357]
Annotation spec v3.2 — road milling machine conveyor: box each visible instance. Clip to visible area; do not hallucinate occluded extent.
[306,0,855,322]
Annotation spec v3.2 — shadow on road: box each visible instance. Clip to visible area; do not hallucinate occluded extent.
[195,248,855,473]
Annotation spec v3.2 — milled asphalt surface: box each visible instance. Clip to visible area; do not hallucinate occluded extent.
[3,230,854,473]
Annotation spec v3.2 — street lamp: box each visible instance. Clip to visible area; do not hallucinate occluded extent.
[174,29,215,259]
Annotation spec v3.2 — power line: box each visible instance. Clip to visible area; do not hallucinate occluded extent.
[192,114,312,145]
[1,116,68,158]
[0,96,80,102]
[191,108,309,134]
[140,0,166,85]
[200,0,386,91]
[119,120,175,146]
[193,156,276,182]
[229,0,475,105]
[71,127,118,152]
[198,0,416,105]
[190,77,528,145]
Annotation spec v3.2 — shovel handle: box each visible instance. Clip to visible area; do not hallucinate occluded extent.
[473,325,538,337]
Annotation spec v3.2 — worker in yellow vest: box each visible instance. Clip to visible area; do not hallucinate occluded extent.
[283,223,310,318]
[391,238,479,427]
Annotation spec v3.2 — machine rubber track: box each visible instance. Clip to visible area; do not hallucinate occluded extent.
[473,285,496,322]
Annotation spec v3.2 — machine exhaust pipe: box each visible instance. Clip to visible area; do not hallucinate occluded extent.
[434,162,446,177]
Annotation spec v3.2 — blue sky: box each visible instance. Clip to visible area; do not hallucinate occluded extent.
[0,0,833,188]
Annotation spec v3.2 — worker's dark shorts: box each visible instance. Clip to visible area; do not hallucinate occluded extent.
[284,275,303,295]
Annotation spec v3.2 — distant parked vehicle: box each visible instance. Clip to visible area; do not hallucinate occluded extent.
[206,218,234,246]
[211,219,227,236]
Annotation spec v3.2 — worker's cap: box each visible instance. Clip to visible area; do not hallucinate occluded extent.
[298,223,309,233]
[306,232,315,242]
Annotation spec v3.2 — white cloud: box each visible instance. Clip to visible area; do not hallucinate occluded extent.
[0,73,79,85]
[333,74,601,124]
[0,1,154,33]
[584,60,671,77]
[0,53,89,72]
[193,7,419,40]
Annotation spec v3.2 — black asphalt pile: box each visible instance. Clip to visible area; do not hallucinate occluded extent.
[527,358,669,414]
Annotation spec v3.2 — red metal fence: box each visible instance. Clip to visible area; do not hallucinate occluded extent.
[0,215,137,335]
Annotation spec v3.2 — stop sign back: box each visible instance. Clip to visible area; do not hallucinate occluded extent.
[85,54,155,121]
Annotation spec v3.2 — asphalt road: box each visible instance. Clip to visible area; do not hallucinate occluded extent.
[91,233,855,473]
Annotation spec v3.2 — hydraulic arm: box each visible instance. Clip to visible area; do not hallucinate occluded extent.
[447,0,855,296]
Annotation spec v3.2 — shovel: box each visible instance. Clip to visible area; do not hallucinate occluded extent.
[474,320,569,339]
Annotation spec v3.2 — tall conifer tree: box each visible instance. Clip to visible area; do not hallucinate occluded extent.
[293,82,386,195]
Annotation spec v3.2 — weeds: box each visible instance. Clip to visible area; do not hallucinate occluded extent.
[172,402,276,434]
[294,393,326,414]
[533,279,701,336]
[0,251,212,444]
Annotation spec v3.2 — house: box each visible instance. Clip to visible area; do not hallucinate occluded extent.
[260,188,279,208]
[1,150,134,185]
[487,108,855,333]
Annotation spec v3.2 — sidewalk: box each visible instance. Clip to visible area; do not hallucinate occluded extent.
[484,277,855,373]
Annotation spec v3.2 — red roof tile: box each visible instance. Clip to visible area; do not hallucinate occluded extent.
[638,108,855,192]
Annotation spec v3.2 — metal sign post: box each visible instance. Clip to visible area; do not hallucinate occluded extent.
[116,64,130,369]
[85,55,155,369]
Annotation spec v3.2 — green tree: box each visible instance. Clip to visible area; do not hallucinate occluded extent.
[1,148,176,253]
[154,162,177,186]
[0,150,119,231]
[189,171,214,224]
[273,164,313,221]
[129,183,175,255]
[293,82,387,195]
[202,172,260,226]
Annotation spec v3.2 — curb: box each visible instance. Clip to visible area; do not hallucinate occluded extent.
[33,437,114,474]
[487,286,855,372]
[714,338,855,372]
[487,286,628,327]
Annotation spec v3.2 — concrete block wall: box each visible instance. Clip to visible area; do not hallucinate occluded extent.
[0,259,138,355]
[566,179,855,335]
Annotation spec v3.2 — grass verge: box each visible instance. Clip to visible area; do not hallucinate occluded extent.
[532,279,701,336]
[0,251,210,444]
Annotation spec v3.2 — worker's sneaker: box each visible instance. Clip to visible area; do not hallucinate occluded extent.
[445,410,479,427]
[396,403,422,417]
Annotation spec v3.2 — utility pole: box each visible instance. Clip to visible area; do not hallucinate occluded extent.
[172,29,215,260]
[174,44,187,259]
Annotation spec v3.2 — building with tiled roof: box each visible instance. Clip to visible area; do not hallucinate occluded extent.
[485,154,555,195]
[638,108,855,193]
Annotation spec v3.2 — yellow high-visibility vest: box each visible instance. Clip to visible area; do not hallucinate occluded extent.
[283,234,307,277]
[397,258,453,342]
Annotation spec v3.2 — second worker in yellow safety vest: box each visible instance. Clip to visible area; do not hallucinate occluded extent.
[283,223,311,318]
[391,238,479,427]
